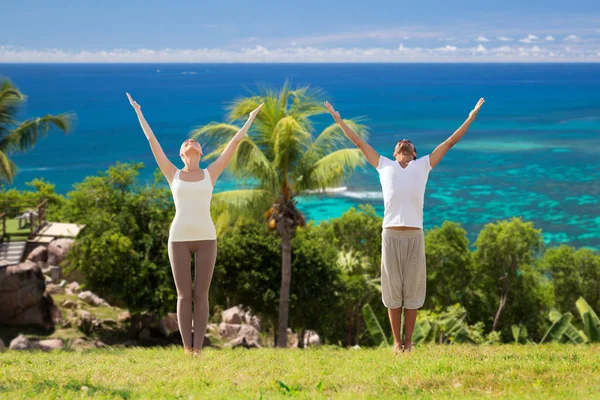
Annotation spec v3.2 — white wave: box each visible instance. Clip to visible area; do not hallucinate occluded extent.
[306,186,383,200]
[18,167,51,172]
[340,191,383,200]
[306,186,348,194]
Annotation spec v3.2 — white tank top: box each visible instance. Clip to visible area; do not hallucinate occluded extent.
[168,168,217,242]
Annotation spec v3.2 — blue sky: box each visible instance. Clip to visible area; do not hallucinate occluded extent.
[1,0,600,62]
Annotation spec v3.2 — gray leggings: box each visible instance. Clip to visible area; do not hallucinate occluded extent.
[168,240,217,349]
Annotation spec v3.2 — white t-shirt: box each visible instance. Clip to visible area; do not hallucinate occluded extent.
[376,155,432,229]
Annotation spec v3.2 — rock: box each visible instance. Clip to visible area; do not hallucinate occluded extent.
[59,279,67,287]
[61,300,77,309]
[46,283,64,295]
[218,323,260,344]
[222,306,244,325]
[27,246,48,263]
[102,318,118,327]
[0,260,61,329]
[95,340,106,348]
[247,315,261,332]
[118,311,131,323]
[47,238,74,266]
[65,289,73,296]
[66,281,81,293]
[9,335,32,350]
[47,266,61,283]
[44,275,52,284]
[158,313,179,338]
[138,328,151,340]
[33,339,64,351]
[78,291,109,307]
[218,322,242,339]
[351,345,361,350]
[287,328,299,348]
[78,310,93,334]
[304,330,321,347]
[206,323,218,333]
[226,335,261,349]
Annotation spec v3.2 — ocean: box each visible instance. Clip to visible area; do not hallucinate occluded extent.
[1,63,599,249]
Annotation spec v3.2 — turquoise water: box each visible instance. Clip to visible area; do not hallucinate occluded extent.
[1,64,599,249]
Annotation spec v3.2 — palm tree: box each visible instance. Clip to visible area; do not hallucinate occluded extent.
[193,83,368,347]
[0,78,73,183]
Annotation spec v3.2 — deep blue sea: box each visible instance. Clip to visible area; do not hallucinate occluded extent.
[1,63,599,249]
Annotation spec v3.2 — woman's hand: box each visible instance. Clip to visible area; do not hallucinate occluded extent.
[324,101,342,122]
[468,98,485,120]
[126,92,141,113]
[249,102,264,120]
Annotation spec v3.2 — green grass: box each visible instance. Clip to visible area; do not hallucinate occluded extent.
[5,218,30,236]
[1,345,599,399]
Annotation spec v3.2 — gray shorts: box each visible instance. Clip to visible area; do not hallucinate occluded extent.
[381,229,427,309]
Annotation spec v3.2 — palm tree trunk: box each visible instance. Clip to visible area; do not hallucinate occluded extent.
[277,231,292,347]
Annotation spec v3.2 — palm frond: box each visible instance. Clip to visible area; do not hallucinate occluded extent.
[308,119,369,159]
[296,148,366,192]
[229,138,279,190]
[288,86,328,121]
[211,189,274,235]
[0,151,17,183]
[1,114,73,153]
[190,122,241,160]
[272,116,312,172]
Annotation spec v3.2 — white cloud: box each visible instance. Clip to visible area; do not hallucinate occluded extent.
[436,45,457,52]
[476,36,490,42]
[1,45,598,63]
[564,34,580,41]
[498,36,512,41]
[519,34,539,43]
[545,36,555,41]
[491,46,515,53]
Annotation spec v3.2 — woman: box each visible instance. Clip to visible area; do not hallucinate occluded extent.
[126,92,263,356]
[324,98,484,352]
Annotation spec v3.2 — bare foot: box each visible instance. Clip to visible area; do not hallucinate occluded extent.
[191,348,202,358]
[393,343,403,354]
[184,347,193,355]
[403,342,413,352]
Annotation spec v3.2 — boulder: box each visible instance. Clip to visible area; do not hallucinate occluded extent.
[47,238,74,266]
[304,330,321,347]
[138,328,151,340]
[226,335,261,349]
[222,306,244,325]
[66,281,81,293]
[27,246,48,263]
[158,313,179,338]
[118,311,131,323]
[0,261,61,329]
[78,291,109,307]
[247,315,261,332]
[9,335,32,350]
[47,266,62,283]
[61,300,77,309]
[33,339,64,351]
[78,310,93,334]
[46,283,64,295]
[102,318,118,328]
[218,323,260,343]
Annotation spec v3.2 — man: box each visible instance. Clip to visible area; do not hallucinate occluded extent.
[324,98,485,352]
